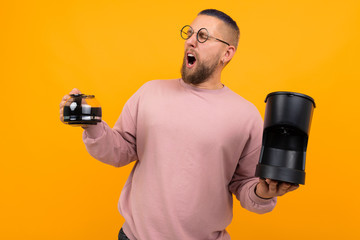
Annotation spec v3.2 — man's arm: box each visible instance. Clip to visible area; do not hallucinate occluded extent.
[59,88,139,168]
[82,108,138,168]
[228,146,277,214]
[228,109,277,214]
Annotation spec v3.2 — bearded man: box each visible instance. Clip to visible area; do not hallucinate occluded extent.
[60,9,298,240]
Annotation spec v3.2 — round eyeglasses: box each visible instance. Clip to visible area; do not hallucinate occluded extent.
[180,25,230,46]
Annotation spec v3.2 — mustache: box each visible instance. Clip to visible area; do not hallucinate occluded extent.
[184,49,198,57]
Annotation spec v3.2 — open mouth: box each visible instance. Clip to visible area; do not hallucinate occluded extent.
[187,52,196,67]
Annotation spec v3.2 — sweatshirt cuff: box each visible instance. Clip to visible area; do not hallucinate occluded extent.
[83,122,104,139]
[249,183,275,205]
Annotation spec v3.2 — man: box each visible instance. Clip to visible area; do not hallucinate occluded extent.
[60,9,298,240]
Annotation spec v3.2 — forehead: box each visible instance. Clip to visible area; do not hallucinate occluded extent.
[190,15,223,34]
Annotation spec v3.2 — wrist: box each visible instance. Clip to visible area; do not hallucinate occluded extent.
[83,123,103,139]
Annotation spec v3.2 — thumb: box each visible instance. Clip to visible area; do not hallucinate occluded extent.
[69,88,82,95]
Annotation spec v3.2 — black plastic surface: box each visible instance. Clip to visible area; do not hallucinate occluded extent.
[255,91,315,185]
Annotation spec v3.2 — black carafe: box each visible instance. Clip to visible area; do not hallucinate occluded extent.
[63,94,102,126]
[255,92,316,185]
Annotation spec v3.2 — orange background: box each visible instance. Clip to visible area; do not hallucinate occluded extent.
[1,0,359,239]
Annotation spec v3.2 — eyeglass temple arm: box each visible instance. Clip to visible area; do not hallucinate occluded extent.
[214,38,230,46]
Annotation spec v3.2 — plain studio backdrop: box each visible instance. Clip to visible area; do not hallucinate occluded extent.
[0,0,359,239]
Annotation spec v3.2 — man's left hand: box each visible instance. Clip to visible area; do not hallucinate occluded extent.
[255,178,299,199]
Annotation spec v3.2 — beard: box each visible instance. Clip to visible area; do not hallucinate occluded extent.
[180,54,220,85]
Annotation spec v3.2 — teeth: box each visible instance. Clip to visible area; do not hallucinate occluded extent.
[187,52,195,67]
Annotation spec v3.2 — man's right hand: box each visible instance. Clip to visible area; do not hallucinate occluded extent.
[59,88,81,123]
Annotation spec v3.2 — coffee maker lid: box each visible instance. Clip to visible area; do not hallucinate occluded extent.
[265,91,316,108]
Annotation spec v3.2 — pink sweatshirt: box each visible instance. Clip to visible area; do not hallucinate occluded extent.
[83,79,276,240]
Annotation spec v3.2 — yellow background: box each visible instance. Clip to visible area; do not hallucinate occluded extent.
[1,0,359,239]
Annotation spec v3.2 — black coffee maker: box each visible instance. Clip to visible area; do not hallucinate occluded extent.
[255,92,315,185]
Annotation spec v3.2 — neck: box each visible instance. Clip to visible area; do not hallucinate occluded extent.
[191,70,223,90]
[190,81,224,90]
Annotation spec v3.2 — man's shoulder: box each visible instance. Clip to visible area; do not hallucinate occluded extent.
[226,88,259,113]
[134,79,180,95]
[142,79,179,88]
[130,79,180,100]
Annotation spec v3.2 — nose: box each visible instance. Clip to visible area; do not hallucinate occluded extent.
[185,32,197,48]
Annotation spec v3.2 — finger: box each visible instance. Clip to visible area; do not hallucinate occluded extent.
[257,178,269,191]
[60,95,70,107]
[268,180,278,193]
[62,94,70,101]
[259,178,267,185]
[288,184,299,192]
[60,111,64,122]
[254,180,269,199]
[278,182,291,195]
[60,101,65,108]
[69,88,81,95]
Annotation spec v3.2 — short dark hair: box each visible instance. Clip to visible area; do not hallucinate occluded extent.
[198,9,240,48]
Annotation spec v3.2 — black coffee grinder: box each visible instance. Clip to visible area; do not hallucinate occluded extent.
[255,92,316,185]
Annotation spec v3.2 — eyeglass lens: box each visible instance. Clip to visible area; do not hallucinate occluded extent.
[180,25,193,40]
[180,25,209,43]
[197,28,209,43]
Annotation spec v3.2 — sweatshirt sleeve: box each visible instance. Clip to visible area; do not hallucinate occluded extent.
[82,90,141,168]
[228,107,277,214]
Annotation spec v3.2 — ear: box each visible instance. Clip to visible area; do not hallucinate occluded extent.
[222,46,236,65]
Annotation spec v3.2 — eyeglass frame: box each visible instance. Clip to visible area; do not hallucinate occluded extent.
[180,25,230,46]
